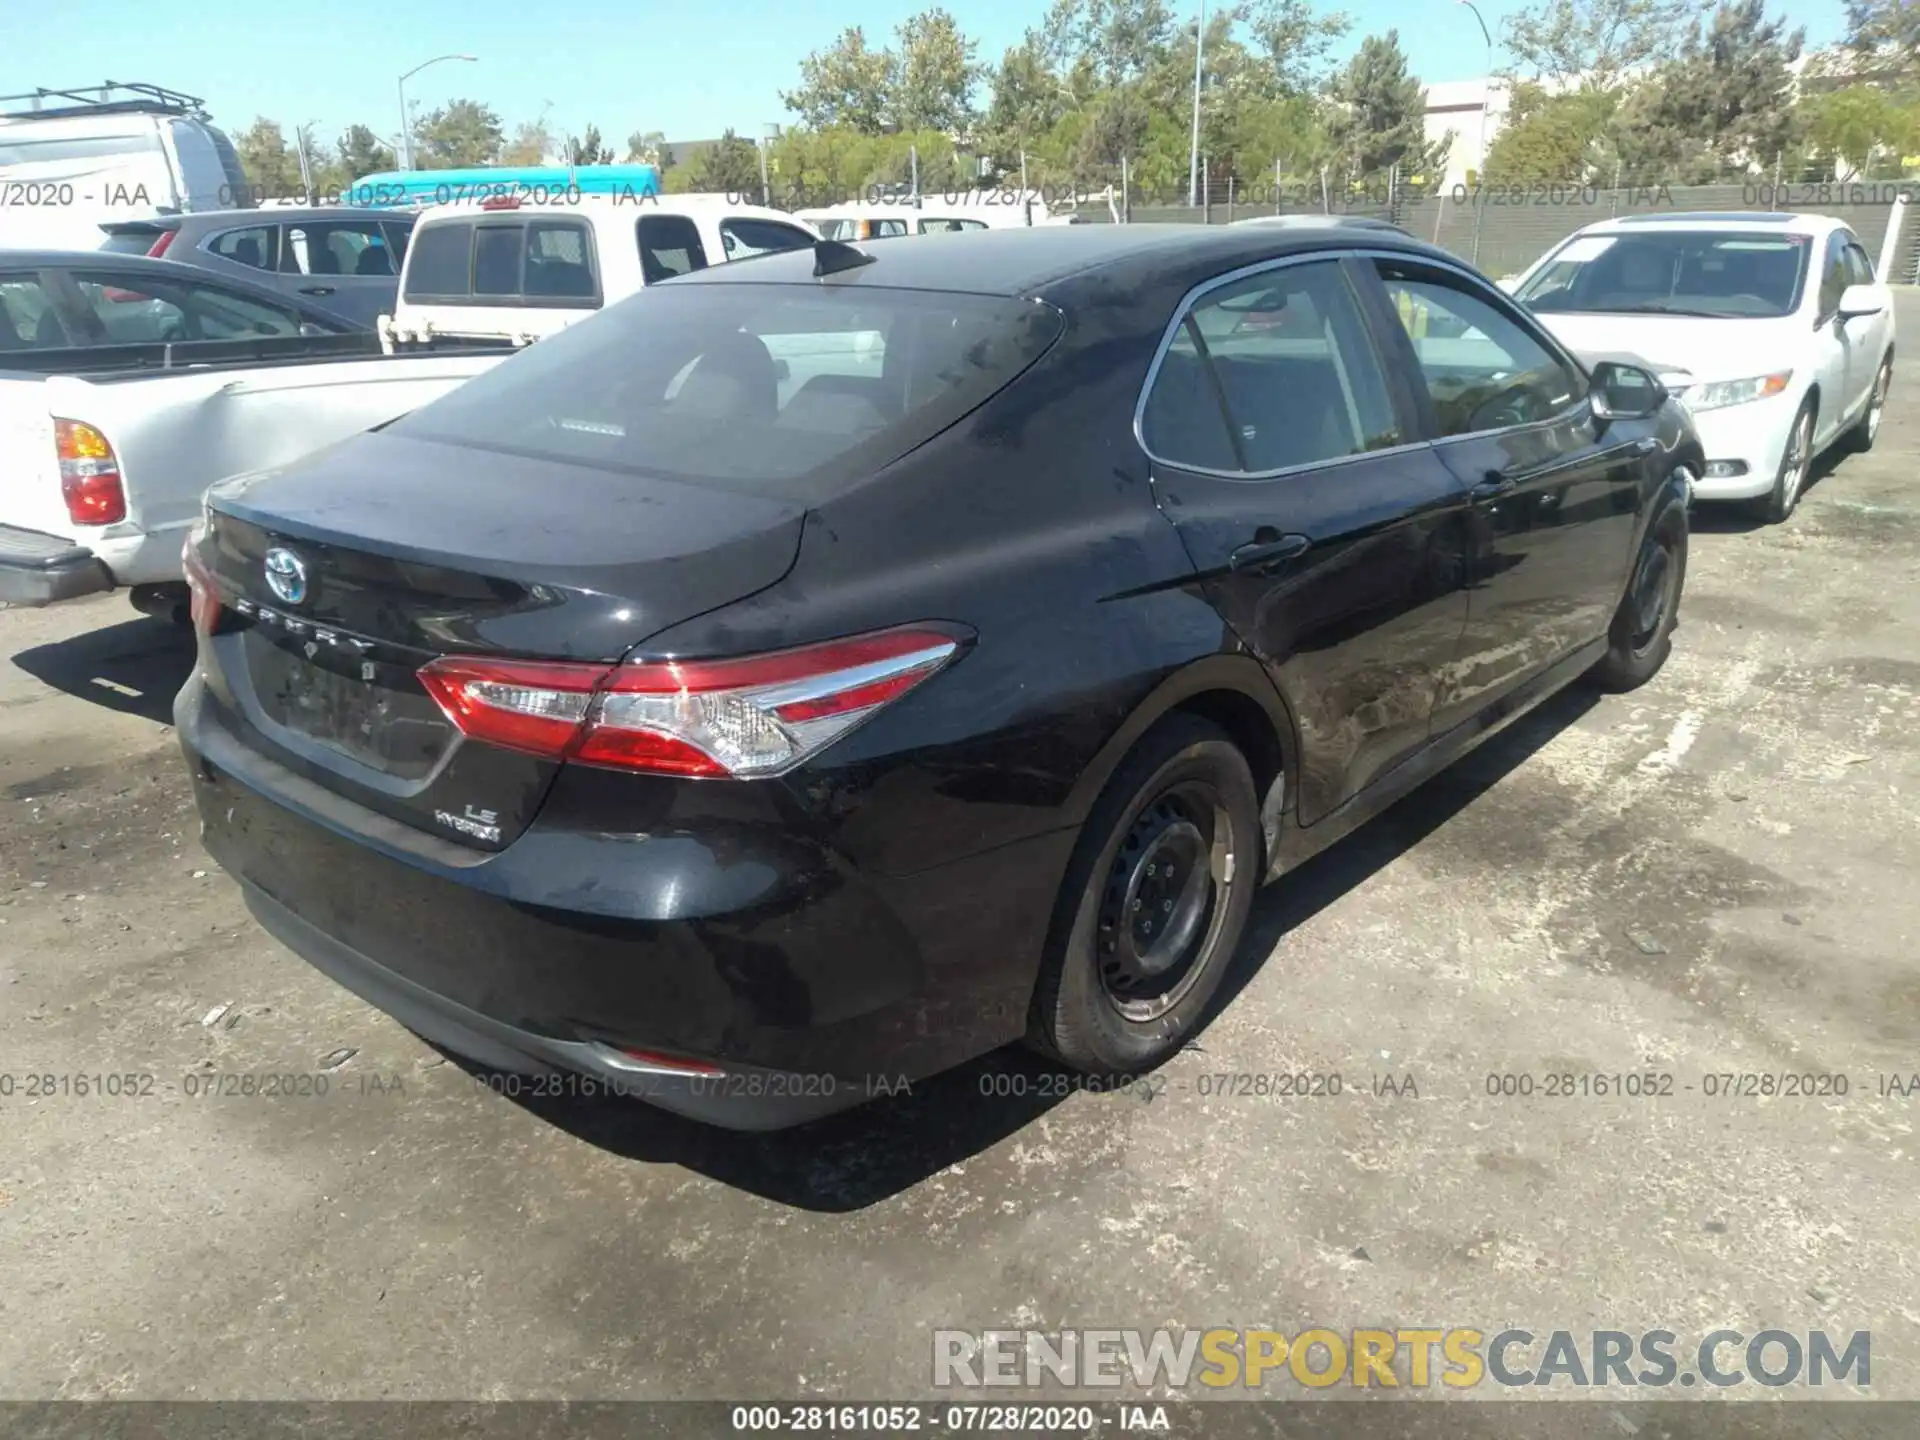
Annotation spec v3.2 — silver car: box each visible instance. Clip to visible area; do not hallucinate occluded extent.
[98,205,414,328]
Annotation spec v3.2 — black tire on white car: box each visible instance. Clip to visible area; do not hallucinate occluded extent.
[1753,396,1816,524]
[1846,353,1893,454]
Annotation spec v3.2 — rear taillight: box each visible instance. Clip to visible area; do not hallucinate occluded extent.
[147,229,177,259]
[418,626,963,778]
[182,535,221,634]
[55,420,126,525]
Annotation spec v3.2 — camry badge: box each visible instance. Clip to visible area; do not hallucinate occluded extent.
[263,547,308,606]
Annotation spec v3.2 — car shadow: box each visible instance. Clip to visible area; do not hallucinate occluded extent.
[1212,684,1598,1017]
[10,614,195,725]
[480,684,1601,1212]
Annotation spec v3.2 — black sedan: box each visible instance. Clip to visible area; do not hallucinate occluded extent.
[0,249,357,353]
[176,222,1701,1130]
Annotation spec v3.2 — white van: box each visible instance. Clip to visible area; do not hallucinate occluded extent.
[0,84,251,251]
[382,194,821,350]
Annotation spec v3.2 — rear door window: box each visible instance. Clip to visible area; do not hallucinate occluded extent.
[402,220,476,299]
[1147,260,1402,473]
[392,284,1064,496]
[473,225,526,296]
[208,224,279,271]
[637,214,709,284]
[0,273,61,351]
[282,220,394,278]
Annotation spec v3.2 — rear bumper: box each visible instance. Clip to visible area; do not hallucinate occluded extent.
[175,672,1070,1131]
[0,525,112,606]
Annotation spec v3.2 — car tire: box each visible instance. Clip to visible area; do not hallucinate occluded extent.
[1028,714,1260,1075]
[1846,354,1892,453]
[1753,396,1816,524]
[1588,499,1687,693]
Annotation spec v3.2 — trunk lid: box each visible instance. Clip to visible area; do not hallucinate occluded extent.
[195,428,806,850]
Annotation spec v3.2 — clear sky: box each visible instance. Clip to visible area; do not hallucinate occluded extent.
[0,0,1846,154]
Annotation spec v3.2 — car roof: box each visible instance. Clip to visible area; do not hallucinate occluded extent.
[668,221,1444,299]
[181,206,415,227]
[1575,211,1843,236]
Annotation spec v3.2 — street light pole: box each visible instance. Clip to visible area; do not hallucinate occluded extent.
[396,53,478,171]
[1187,0,1207,208]
[1457,0,1494,184]
[1457,0,1494,264]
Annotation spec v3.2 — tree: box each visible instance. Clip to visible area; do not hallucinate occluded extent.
[1482,82,1619,180]
[626,129,667,164]
[235,118,301,199]
[1325,30,1449,181]
[413,98,505,167]
[688,129,766,192]
[501,118,555,166]
[1614,0,1804,180]
[1843,0,1920,79]
[564,124,615,165]
[783,26,896,132]
[335,123,395,180]
[1246,0,1353,95]
[1501,0,1708,91]
[982,37,1072,167]
[1041,0,1176,87]
[893,8,982,133]
[1800,86,1916,177]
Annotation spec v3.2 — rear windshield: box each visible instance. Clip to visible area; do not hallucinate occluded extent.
[1517,230,1813,318]
[402,217,598,304]
[390,282,1064,492]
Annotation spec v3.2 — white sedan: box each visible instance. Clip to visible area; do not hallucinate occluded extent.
[1508,211,1895,522]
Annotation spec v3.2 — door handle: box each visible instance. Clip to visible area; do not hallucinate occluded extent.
[299,285,335,296]
[1471,471,1517,501]
[1229,533,1311,572]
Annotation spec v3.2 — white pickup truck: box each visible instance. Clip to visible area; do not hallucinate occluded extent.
[380,194,820,352]
[0,333,508,612]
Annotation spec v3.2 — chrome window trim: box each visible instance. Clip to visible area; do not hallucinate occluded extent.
[1132,244,1596,480]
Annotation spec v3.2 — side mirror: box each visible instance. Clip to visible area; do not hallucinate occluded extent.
[1589,360,1666,421]
[298,322,331,337]
[1838,283,1884,320]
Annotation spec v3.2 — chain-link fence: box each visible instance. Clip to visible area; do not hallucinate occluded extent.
[1049,167,1920,283]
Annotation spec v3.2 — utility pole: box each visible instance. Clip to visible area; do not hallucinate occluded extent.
[396,54,477,171]
[1187,0,1207,207]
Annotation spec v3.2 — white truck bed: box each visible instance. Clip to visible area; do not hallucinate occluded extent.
[0,337,510,608]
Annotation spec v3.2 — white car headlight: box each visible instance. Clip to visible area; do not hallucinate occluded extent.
[1684,371,1793,412]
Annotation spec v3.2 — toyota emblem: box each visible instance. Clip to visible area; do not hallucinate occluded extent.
[263,547,308,606]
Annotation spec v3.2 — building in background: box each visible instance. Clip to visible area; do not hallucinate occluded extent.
[1423,77,1516,188]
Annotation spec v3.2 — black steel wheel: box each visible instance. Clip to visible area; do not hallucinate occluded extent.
[1029,714,1260,1073]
